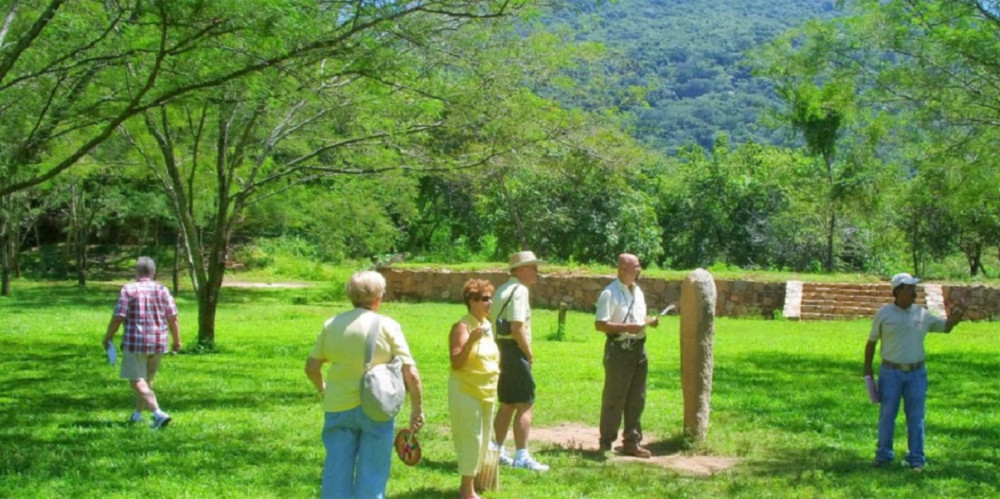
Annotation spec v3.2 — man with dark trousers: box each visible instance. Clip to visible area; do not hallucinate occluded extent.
[595,253,660,457]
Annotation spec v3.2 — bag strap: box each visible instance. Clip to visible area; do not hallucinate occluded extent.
[364,314,382,369]
[495,284,520,321]
[623,295,636,323]
[612,288,636,342]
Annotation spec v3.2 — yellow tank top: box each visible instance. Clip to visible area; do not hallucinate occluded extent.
[450,313,500,401]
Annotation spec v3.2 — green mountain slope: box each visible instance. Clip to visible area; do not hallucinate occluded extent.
[547,0,837,152]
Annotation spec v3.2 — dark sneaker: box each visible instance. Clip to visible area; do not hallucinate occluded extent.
[872,459,891,468]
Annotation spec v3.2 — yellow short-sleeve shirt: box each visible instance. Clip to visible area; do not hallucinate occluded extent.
[309,308,415,413]
[449,313,500,401]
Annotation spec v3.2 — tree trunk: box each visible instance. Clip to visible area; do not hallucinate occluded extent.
[825,212,836,272]
[1,195,16,295]
[173,228,182,296]
[196,281,220,349]
[498,174,529,251]
[969,251,984,277]
[75,237,87,286]
[72,185,88,287]
[818,149,837,274]
[197,233,229,349]
[1,239,10,296]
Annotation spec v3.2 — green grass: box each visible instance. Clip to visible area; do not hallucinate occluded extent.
[2,280,999,498]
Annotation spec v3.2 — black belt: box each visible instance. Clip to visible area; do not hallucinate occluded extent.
[882,360,925,372]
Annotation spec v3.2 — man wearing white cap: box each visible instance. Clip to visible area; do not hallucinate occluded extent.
[864,272,968,471]
[489,250,549,472]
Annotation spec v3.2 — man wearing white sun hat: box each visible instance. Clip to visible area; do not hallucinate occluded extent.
[489,250,549,472]
[864,272,969,471]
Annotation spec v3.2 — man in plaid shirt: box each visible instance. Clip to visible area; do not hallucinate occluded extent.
[103,256,181,429]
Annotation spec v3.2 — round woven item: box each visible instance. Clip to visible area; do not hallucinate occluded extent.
[394,429,422,466]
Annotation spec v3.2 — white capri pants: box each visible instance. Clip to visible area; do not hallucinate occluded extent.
[448,377,496,476]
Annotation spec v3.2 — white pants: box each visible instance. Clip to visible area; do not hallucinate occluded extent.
[448,377,495,476]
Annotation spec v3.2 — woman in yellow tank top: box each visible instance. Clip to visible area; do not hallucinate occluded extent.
[448,279,501,499]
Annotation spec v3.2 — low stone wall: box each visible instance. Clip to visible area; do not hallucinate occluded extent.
[379,268,786,318]
[942,285,1000,321]
[378,268,999,320]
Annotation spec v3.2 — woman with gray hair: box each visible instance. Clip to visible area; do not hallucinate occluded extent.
[305,270,424,498]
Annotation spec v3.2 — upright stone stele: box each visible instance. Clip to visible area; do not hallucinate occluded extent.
[680,268,716,442]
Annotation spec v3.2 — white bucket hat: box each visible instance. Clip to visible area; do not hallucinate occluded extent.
[508,251,545,270]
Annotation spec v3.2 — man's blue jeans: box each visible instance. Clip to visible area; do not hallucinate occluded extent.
[876,365,928,467]
[321,406,395,499]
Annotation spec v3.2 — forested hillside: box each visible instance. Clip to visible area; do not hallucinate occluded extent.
[4,0,998,329]
[546,0,837,152]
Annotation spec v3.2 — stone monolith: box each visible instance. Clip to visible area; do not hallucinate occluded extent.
[680,268,716,442]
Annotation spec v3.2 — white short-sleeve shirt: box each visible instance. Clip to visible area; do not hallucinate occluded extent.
[491,277,531,344]
[595,279,647,339]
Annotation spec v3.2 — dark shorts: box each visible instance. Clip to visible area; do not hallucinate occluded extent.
[497,339,535,405]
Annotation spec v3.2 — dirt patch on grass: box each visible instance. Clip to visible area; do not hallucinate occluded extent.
[531,422,739,476]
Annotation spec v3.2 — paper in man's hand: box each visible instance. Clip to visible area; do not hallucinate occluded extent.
[106,343,117,366]
[864,375,879,404]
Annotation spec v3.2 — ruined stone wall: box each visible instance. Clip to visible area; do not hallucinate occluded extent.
[942,285,1000,321]
[379,268,787,318]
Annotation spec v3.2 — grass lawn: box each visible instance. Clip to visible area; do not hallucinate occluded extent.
[2,279,999,498]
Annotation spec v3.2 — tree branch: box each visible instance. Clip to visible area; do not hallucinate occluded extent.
[0,0,64,84]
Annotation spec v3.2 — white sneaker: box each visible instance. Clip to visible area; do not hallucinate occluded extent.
[512,454,549,472]
[151,412,172,430]
[495,444,513,467]
[128,412,143,423]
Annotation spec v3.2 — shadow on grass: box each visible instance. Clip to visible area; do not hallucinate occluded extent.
[61,420,137,430]
[0,341,317,418]
[394,486,454,498]
[1,280,346,313]
[693,350,1000,486]
[539,434,691,464]
[1,420,320,491]
[406,457,456,474]
[642,434,694,457]
[0,281,119,312]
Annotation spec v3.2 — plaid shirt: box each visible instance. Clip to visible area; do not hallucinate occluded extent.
[113,278,178,354]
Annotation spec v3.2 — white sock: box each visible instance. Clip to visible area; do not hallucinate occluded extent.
[515,448,529,460]
[153,409,168,418]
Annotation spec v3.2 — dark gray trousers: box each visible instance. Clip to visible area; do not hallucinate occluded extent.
[599,338,648,447]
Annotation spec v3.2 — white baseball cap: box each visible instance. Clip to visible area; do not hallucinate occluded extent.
[890,272,920,289]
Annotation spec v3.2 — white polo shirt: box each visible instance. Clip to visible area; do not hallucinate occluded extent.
[869,303,947,364]
[595,278,647,340]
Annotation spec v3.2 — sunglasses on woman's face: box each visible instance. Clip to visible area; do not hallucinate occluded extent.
[477,295,493,302]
